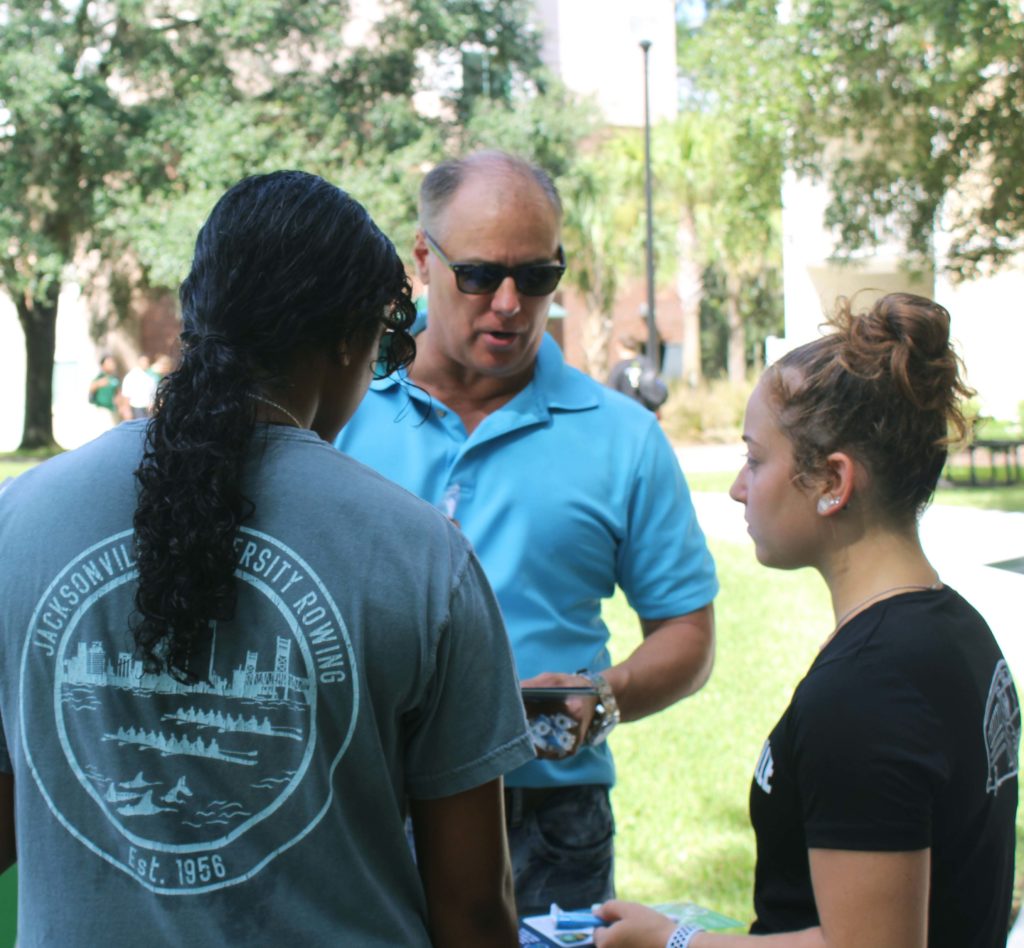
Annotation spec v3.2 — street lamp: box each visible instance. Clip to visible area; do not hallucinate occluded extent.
[638,38,658,368]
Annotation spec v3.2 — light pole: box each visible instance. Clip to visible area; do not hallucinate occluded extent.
[639,38,658,368]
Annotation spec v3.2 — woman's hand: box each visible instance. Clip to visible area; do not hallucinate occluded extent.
[592,900,678,947]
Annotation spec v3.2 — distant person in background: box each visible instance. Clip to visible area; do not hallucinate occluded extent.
[607,334,668,415]
[148,353,175,385]
[119,355,158,419]
[87,354,121,423]
[593,293,1019,948]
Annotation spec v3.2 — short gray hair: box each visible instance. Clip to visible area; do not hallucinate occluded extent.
[419,150,563,232]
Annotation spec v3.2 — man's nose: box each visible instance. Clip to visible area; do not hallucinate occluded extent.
[492,275,521,317]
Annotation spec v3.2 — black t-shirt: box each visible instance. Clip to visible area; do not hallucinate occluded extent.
[749,586,1019,946]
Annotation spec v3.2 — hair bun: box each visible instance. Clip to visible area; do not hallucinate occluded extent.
[871,293,951,360]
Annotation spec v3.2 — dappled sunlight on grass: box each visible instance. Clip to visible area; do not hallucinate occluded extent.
[605,538,827,920]
[0,459,40,482]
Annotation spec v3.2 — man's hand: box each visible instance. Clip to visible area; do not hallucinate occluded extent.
[518,604,714,760]
[520,671,598,759]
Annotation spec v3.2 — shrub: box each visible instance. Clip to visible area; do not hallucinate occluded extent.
[660,377,754,444]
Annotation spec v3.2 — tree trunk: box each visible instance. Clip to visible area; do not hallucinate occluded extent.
[675,205,703,387]
[16,285,60,450]
[750,335,764,375]
[725,270,747,385]
[579,298,614,381]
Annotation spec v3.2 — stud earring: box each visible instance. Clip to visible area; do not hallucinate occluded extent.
[817,496,841,515]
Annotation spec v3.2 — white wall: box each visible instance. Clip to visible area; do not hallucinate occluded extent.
[780,170,1023,423]
[535,0,678,128]
[934,264,1024,422]
[781,171,934,340]
[0,293,25,451]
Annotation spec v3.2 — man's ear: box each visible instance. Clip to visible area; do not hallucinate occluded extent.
[412,230,430,284]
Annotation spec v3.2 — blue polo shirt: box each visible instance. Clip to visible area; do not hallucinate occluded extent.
[336,333,718,787]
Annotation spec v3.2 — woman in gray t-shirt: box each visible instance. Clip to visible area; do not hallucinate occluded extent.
[0,171,532,947]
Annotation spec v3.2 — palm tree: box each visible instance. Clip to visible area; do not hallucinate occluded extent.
[558,150,634,380]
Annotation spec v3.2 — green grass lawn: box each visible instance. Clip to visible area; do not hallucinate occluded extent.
[0,455,48,485]
[934,481,1024,512]
[606,538,829,924]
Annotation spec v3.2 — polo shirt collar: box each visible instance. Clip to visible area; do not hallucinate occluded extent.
[531,333,599,412]
[371,319,598,415]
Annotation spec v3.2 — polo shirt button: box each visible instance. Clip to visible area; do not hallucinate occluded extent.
[436,409,447,418]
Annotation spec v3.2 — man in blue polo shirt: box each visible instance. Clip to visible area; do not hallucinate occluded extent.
[335,150,718,915]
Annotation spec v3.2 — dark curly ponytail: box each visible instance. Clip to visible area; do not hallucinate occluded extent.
[768,292,975,523]
[132,171,417,681]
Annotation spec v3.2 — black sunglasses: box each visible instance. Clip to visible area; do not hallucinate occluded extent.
[422,230,566,297]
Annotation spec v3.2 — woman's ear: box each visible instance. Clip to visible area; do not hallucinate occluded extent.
[816,451,856,516]
[335,342,352,367]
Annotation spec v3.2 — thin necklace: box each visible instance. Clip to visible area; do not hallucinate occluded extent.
[831,578,942,637]
[248,393,303,429]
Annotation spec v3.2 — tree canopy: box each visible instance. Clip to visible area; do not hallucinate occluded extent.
[0,0,558,447]
[683,0,1024,279]
[797,0,1024,278]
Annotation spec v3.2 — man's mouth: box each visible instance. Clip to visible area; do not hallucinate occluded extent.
[481,329,518,344]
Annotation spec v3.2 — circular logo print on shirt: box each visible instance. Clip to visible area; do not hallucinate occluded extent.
[984,658,1021,795]
[21,528,358,894]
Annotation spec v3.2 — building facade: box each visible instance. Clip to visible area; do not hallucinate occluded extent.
[777,170,1024,422]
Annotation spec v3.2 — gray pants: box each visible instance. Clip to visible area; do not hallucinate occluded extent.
[505,784,615,918]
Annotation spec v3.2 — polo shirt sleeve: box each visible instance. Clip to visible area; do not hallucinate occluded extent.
[402,544,534,799]
[791,661,948,852]
[615,422,718,619]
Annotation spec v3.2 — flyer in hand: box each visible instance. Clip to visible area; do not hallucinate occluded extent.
[520,901,744,946]
[651,901,745,929]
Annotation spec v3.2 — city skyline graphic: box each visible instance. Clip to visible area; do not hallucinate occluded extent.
[57,612,315,844]
[25,526,359,894]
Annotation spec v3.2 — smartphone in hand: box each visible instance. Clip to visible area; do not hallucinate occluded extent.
[521,686,598,759]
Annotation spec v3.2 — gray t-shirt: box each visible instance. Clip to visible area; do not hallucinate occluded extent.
[0,421,533,946]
